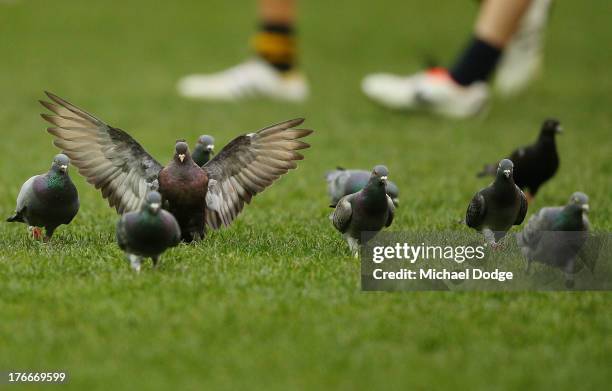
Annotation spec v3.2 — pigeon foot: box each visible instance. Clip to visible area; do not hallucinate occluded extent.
[485,241,504,251]
[490,241,505,251]
[30,226,43,240]
[128,254,142,272]
[524,259,532,274]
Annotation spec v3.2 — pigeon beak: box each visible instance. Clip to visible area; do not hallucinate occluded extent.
[380,176,388,182]
[582,204,589,212]
[150,203,160,213]
[503,170,511,178]
[207,145,214,151]
[60,165,68,172]
[556,125,563,134]
[179,154,185,162]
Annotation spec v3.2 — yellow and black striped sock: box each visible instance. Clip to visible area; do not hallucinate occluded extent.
[252,23,296,72]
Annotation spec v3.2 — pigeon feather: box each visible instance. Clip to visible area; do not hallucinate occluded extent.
[202,118,312,229]
[40,92,163,214]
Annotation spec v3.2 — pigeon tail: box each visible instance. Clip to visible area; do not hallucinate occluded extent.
[6,213,23,223]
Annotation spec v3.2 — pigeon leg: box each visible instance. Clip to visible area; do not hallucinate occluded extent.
[43,226,56,243]
[346,236,360,258]
[483,228,497,247]
[128,254,142,272]
[151,256,160,269]
[491,241,506,251]
[525,258,532,274]
[564,259,576,289]
[30,226,43,240]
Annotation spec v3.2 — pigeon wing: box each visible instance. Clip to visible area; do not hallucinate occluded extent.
[40,92,163,214]
[116,214,129,251]
[15,176,37,212]
[385,194,395,227]
[160,210,182,247]
[582,215,591,231]
[466,192,486,228]
[516,207,556,249]
[332,194,354,233]
[202,118,312,229]
[515,187,528,225]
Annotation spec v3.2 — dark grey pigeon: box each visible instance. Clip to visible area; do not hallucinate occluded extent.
[116,191,181,271]
[40,92,312,242]
[332,165,395,256]
[6,154,79,241]
[192,135,215,166]
[516,192,590,288]
[477,119,561,201]
[466,159,528,247]
[326,167,400,207]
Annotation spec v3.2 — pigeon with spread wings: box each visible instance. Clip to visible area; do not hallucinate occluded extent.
[40,92,313,242]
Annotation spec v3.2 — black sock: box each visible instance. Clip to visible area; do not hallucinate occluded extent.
[449,36,502,86]
[252,23,296,72]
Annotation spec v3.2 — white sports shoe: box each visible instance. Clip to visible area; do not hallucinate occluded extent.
[495,0,553,96]
[177,59,308,102]
[361,68,489,119]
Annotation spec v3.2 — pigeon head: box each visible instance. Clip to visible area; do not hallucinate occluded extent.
[174,141,191,164]
[51,153,70,173]
[369,165,389,187]
[197,135,215,152]
[567,192,589,214]
[144,191,162,214]
[541,118,562,136]
[497,159,514,180]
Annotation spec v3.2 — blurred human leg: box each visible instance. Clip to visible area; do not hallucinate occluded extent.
[254,0,297,72]
[449,0,532,86]
[495,0,554,96]
[362,0,532,118]
[177,0,308,102]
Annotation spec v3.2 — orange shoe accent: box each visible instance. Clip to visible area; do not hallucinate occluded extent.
[427,67,452,80]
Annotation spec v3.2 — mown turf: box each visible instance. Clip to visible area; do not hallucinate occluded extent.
[0,0,611,389]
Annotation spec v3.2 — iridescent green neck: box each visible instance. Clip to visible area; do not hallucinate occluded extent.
[553,207,582,230]
[141,209,162,224]
[47,170,66,190]
[362,180,387,205]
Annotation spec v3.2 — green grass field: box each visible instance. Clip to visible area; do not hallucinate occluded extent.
[1,0,611,389]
